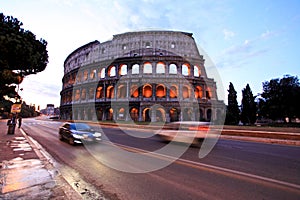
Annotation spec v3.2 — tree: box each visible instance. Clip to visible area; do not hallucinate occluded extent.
[0,13,48,100]
[240,84,256,125]
[225,82,240,125]
[261,75,300,122]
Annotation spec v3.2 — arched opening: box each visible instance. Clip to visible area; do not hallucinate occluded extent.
[182,85,190,99]
[96,86,103,99]
[169,108,179,122]
[195,86,203,98]
[108,66,116,77]
[132,64,139,74]
[117,84,127,98]
[130,107,139,121]
[183,108,192,121]
[130,85,139,98]
[96,108,103,120]
[156,84,166,98]
[75,89,80,101]
[182,63,190,76]
[90,68,96,80]
[83,69,88,81]
[156,62,165,74]
[89,87,94,99]
[107,108,114,121]
[143,62,152,74]
[143,84,152,98]
[119,64,127,76]
[170,85,178,98]
[169,63,177,74]
[194,65,201,77]
[100,68,105,78]
[143,108,151,122]
[118,108,125,120]
[156,108,166,122]
[206,87,212,99]
[81,88,86,100]
[106,86,114,98]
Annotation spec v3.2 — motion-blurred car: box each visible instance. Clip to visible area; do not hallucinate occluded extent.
[156,121,210,145]
[58,122,102,145]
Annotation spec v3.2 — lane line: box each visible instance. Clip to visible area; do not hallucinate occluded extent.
[106,141,300,191]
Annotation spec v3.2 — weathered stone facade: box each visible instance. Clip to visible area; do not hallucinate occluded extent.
[60,31,225,122]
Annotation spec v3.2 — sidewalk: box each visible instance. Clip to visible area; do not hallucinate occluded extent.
[0,119,80,199]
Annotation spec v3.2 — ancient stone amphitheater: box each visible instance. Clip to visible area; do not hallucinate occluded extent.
[60,31,225,123]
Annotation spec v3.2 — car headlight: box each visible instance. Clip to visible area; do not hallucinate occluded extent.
[93,132,102,137]
[73,134,84,139]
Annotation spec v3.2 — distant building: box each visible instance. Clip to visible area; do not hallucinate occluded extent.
[60,30,225,122]
[46,104,54,116]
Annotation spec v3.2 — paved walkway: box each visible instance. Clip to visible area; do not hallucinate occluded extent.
[0,119,80,199]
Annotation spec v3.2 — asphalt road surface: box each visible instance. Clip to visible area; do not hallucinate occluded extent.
[21,118,300,200]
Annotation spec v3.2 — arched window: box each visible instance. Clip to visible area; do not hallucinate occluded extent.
[89,87,94,99]
[182,85,190,99]
[119,64,128,76]
[96,86,103,99]
[117,85,127,98]
[169,63,177,74]
[156,62,165,74]
[130,107,139,121]
[156,84,166,98]
[195,86,203,98]
[132,64,139,74]
[107,86,114,98]
[83,70,88,81]
[75,89,80,101]
[182,63,190,76]
[108,66,116,77]
[130,85,139,98]
[143,62,152,74]
[206,87,212,99]
[81,88,86,100]
[170,85,178,98]
[90,68,96,80]
[143,84,152,98]
[194,65,201,77]
[100,68,105,78]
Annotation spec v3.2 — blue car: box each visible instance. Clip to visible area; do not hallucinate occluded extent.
[59,122,102,145]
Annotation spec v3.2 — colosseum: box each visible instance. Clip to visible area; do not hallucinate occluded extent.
[60,30,225,123]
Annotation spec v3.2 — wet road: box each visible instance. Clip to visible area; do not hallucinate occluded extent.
[22,118,300,200]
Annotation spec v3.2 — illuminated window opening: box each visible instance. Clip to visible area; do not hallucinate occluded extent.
[131,85,139,98]
[156,84,166,98]
[182,63,190,76]
[119,64,128,76]
[143,62,152,74]
[170,85,178,98]
[108,66,116,77]
[156,62,166,74]
[143,84,152,98]
[107,86,114,98]
[96,86,103,99]
[182,85,190,99]
[169,64,177,74]
[132,64,139,74]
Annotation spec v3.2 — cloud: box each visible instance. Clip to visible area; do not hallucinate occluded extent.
[223,29,235,40]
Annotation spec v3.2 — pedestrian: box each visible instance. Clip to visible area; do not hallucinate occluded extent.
[18,116,22,128]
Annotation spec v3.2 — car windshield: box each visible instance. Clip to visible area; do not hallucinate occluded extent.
[70,123,91,131]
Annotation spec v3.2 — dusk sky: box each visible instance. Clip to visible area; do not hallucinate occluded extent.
[1,0,300,109]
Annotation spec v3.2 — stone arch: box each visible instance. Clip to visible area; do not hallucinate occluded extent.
[169,63,177,74]
[117,84,127,98]
[183,108,193,121]
[96,86,103,99]
[106,107,114,121]
[132,64,139,74]
[143,62,152,74]
[108,66,116,77]
[169,85,178,98]
[156,62,166,74]
[119,64,127,76]
[195,86,203,98]
[143,84,152,98]
[182,85,191,99]
[182,63,190,76]
[169,107,179,122]
[130,107,139,121]
[130,84,139,98]
[156,107,166,122]
[106,85,114,98]
[143,108,151,122]
[117,107,126,120]
[156,84,166,98]
[194,65,201,77]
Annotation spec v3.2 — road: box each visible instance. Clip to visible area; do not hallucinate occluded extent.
[21,118,300,200]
